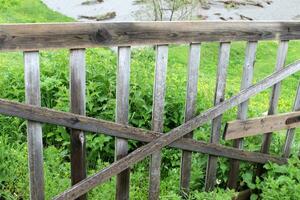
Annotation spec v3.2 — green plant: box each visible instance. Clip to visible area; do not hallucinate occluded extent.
[253,157,300,200]
[0,0,19,10]
[191,188,236,200]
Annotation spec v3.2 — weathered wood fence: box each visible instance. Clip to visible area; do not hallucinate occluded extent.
[1,21,300,200]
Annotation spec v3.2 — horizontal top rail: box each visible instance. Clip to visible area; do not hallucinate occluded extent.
[1,21,300,51]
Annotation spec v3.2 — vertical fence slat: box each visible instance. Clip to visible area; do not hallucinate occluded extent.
[256,40,289,176]
[70,49,87,200]
[282,82,300,157]
[205,42,231,191]
[227,41,258,189]
[179,43,201,196]
[24,51,45,200]
[149,45,168,200]
[115,46,131,200]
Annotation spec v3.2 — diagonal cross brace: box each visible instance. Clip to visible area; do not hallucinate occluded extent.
[53,60,300,200]
[0,99,284,164]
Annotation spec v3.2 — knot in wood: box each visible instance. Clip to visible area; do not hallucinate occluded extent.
[69,117,80,125]
[92,28,112,43]
[0,32,7,48]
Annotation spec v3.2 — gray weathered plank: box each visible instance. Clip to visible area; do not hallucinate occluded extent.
[260,41,289,153]
[256,40,289,176]
[227,41,257,189]
[53,49,300,200]
[24,51,45,200]
[2,22,300,51]
[149,45,168,200]
[70,49,87,200]
[180,43,201,196]
[115,46,131,200]
[0,98,286,165]
[224,111,300,139]
[282,82,300,157]
[205,42,230,191]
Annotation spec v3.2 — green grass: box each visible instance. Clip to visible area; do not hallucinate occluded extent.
[1,0,300,200]
[0,0,73,23]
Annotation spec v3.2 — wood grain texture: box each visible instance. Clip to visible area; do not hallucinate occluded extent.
[256,41,289,176]
[180,43,201,196]
[224,111,300,139]
[205,42,230,191]
[70,49,87,200]
[53,53,300,200]
[24,51,45,200]
[227,41,257,189]
[115,46,131,200]
[282,82,300,157]
[0,98,286,164]
[261,41,289,153]
[149,45,168,200]
[2,21,300,51]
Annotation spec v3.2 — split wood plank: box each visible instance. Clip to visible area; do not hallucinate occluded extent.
[224,111,300,140]
[260,41,289,154]
[205,42,230,191]
[70,49,87,200]
[53,54,300,200]
[0,98,286,164]
[227,41,257,189]
[3,22,300,51]
[24,51,45,200]
[180,43,201,196]
[256,40,289,176]
[282,82,300,157]
[115,46,131,200]
[149,45,168,200]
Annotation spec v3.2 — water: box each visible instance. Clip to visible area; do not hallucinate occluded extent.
[42,0,139,21]
[200,0,300,20]
[42,0,300,21]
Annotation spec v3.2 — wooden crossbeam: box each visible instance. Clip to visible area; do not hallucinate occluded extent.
[2,21,300,51]
[0,97,284,164]
[224,111,300,140]
[53,59,300,200]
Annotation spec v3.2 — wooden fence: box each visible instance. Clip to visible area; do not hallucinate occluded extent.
[1,21,300,200]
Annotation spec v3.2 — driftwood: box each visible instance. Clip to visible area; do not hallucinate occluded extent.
[81,0,103,5]
[239,14,253,21]
[79,12,116,21]
[218,0,264,8]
